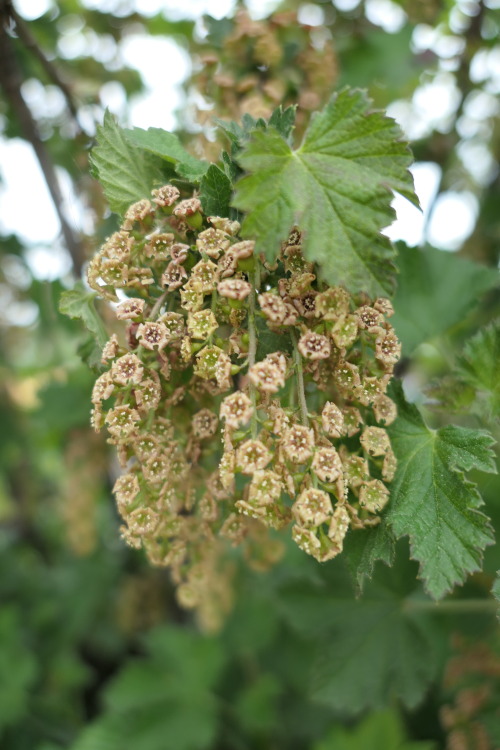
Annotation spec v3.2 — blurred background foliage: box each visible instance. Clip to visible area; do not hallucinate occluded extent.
[0,0,499,747]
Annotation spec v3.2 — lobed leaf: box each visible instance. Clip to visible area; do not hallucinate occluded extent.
[268,104,297,140]
[276,559,441,715]
[124,127,208,182]
[343,519,395,594]
[233,87,417,297]
[59,282,108,351]
[199,164,232,217]
[388,384,496,600]
[457,319,500,419]
[90,111,165,216]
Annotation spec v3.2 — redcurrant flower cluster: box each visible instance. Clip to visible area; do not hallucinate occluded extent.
[88,184,400,627]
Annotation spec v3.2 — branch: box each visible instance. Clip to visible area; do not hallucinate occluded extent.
[0,10,85,275]
[9,4,84,132]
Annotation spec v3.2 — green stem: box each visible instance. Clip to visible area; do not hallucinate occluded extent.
[248,262,260,439]
[291,329,308,427]
[403,598,497,615]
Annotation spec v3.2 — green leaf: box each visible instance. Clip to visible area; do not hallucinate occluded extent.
[275,558,441,715]
[338,25,424,105]
[493,572,500,621]
[59,282,108,350]
[313,709,437,750]
[233,87,417,297]
[457,320,500,419]
[214,113,264,151]
[268,104,297,140]
[343,519,395,594]
[214,117,247,146]
[90,111,165,215]
[392,244,498,355]
[388,384,496,600]
[35,366,94,432]
[71,626,224,750]
[124,127,208,183]
[235,674,281,734]
[199,164,232,217]
[0,607,39,730]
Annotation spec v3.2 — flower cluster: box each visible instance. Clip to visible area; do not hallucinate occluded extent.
[190,8,339,158]
[88,185,400,626]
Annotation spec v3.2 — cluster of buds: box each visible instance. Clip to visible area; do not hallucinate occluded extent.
[88,184,400,625]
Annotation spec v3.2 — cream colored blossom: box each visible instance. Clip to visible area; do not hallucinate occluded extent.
[357,305,383,330]
[161,261,188,290]
[220,391,253,428]
[298,330,331,360]
[248,356,286,394]
[187,309,219,340]
[312,447,342,483]
[123,199,154,226]
[143,233,174,260]
[217,278,252,300]
[292,488,333,528]
[315,286,350,320]
[191,261,218,294]
[236,439,272,474]
[196,228,231,258]
[151,184,180,207]
[116,298,145,320]
[282,424,315,464]
[373,394,397,425]
[105,405,141,438]
[169,243,190,265]
[375,328,401,366]
[248,470,283,504]
[135,374,161,411]
[192,409,218,439]
[110,353,144,386]
[321,402,344,438]
[136,321,170,351]
[360,426,391,457]
[113,473,140,506]
[359,479,390,513]
[92,372,115,403]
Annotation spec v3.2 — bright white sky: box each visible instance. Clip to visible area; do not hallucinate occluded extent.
[1,0,498,282]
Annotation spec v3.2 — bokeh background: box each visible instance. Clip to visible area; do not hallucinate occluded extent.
[1,0,499,748]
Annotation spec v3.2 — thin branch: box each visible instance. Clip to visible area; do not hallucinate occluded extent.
[0,12,85,275]
[9,4,84,132]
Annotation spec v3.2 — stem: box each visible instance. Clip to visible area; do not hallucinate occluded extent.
[403,598,497,615]
[248,262,259,438]
[150,290,168,319]
[291,329,308,427]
